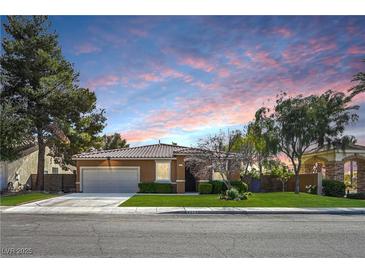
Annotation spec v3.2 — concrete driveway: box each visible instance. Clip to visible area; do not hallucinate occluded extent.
[19,193,134,207]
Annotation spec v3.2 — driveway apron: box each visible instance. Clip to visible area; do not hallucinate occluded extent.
[17,193,134,207]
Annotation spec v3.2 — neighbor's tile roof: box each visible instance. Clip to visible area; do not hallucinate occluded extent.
[303,143,365,155]
[72,143,201,159]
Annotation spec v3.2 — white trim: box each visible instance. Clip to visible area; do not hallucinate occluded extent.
[72,157,176,161]
[176,179,185,183]
[79,166,140,192]
[155,160,171,182]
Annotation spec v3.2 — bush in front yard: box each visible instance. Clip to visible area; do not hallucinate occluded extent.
[305,184,317,195]
[346,192,365,200]
[138,183,173,193]
[230,181,249,193]
[210,180,225,194]
[198,183,212,194]
[322,179,345,197]
[226,187,240,200]
[209,180,249,194]
[220,187,251,200]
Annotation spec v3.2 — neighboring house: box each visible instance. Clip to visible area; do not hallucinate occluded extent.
[301,144,365,193]
[0,145,74,192]
[72,143,240,193]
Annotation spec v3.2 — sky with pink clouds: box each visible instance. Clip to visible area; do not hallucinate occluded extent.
[47,16,365,146]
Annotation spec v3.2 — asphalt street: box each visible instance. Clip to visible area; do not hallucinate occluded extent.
[1,213,364,257]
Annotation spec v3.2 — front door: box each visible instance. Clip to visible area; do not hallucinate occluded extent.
[185,167,197,192]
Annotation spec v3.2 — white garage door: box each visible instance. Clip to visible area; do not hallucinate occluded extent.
[81,167,139,193]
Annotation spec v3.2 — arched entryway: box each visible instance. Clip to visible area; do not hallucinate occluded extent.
[301,145,365,193]
[302,156,328,178]
[342,155,365,193]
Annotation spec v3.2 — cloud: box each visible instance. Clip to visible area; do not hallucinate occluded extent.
[160,67,194,83]
[74,42,101,55]
[88,25,126,48]
[308,37,337,54]
[321,55,343,66]
[139,73,162,82]
[119,90,268,143]
[347,46,365,55]
[180,55,215,72]
[246,50,280,68]
[271,27,293,38]
[217,68,230,78]
[70,16,365,145]
[122,128,171,143]
[86,74,121,90]
[128,28,148,37]
[282,37,338,66]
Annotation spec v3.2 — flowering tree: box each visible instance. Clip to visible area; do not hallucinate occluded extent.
[186,130,255,189]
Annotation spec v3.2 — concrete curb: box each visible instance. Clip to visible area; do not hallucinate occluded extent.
[1,206,365,215]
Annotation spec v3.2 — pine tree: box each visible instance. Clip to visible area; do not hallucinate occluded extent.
[1,16,106,189]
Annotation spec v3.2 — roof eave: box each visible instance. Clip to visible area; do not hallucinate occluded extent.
[72,157,177,161]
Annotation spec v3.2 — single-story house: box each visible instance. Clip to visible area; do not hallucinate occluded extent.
[0,145,74,192]
[72,143,240,193]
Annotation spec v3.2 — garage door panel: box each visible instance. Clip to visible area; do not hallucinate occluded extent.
[82,168,139,193]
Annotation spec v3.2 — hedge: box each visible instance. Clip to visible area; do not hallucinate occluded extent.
[346,192,365,200]
[210,180,225,194]
[322,179,345,197]
[209,180,248,194]
[198,183,212,194]
[138,182,173,193]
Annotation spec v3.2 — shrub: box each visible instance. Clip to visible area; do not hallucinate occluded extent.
[322,179,345,197]
[226,188,240,200]
[210,180,225,194]
[138,182,173,193]
[346,193,365,200]
[138,182,155,193]
[209,180,249,194]
[305,184,317,195]
[239,193,249,200]
[220,188,251,200]
[198,183,212,194]
[230,181,249,193]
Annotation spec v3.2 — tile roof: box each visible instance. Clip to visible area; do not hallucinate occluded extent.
[346,144,365,150]
[72,143,202,159]
[303,143,365,155]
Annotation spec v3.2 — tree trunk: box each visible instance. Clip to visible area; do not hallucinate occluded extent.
[259,161,263,177]
[221,170,232,190]
[294,171,300,194]
[36,133,46,191]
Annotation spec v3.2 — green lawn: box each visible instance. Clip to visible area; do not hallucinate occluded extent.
[121,192,365,207]
[0,192,59,206]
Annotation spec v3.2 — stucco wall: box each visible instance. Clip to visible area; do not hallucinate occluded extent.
[76,159,178,184]
[0,146,73,191]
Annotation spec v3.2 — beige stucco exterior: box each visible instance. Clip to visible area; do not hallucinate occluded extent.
[0,146,73,192]
[301,147,365,192]
[76,158,182,192]
[76,155,241,193]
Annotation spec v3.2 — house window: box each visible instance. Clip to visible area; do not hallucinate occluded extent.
[156,161,171,182]
[52,167,59,174]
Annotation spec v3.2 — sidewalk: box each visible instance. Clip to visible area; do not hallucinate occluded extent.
[1,206,365,215]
